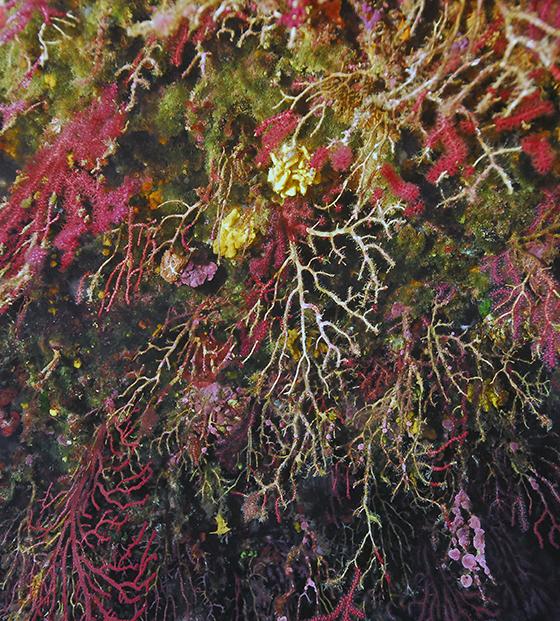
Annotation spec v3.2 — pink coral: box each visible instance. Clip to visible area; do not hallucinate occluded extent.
[255,110,300,166]
[425,117,468,184]
[461,554,477,570]
[21,419,157,621]
[329,144,353,172]
[0,86,137,310]
[460,574,473,588]
[494,92,554,132]
[521,134,555,174]
[381,163,422,204]
[179,258,218,287]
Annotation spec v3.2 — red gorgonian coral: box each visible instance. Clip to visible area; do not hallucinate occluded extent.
[0,85,137,311]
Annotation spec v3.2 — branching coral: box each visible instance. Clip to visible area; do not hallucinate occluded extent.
[0,85,136,311]
[5,416,157,621]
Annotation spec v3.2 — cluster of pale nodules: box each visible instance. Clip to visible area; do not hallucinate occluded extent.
[447,489,492,589]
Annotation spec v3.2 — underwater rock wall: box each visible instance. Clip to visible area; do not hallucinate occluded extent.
[0,1,559,619]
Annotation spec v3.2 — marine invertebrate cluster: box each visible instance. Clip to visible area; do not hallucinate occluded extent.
[268,143,319,198]
[213,206,256,259]
[0,1,559,620]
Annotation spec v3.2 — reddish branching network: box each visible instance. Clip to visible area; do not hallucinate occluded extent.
[18,417,157,621]
[0,85,136,310]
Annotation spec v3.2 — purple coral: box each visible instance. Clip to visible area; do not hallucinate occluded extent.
[179,257,218,287]
[446,489,493,588]
[461,554,477,570]
[460,574,473,588]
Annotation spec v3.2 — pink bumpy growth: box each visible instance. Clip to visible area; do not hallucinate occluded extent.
[521,134,555,174]
[425,117,468,184]
[329,144,353,172]
[446,489,492,589]
[381,163,424,217]
[494,92,554,132]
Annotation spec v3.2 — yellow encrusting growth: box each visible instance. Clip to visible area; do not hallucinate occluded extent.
[213,207,256,259]
[268,143,319,198]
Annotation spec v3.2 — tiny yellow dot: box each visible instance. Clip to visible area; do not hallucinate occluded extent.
[73,358,82,369]
[49,408,58,417]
